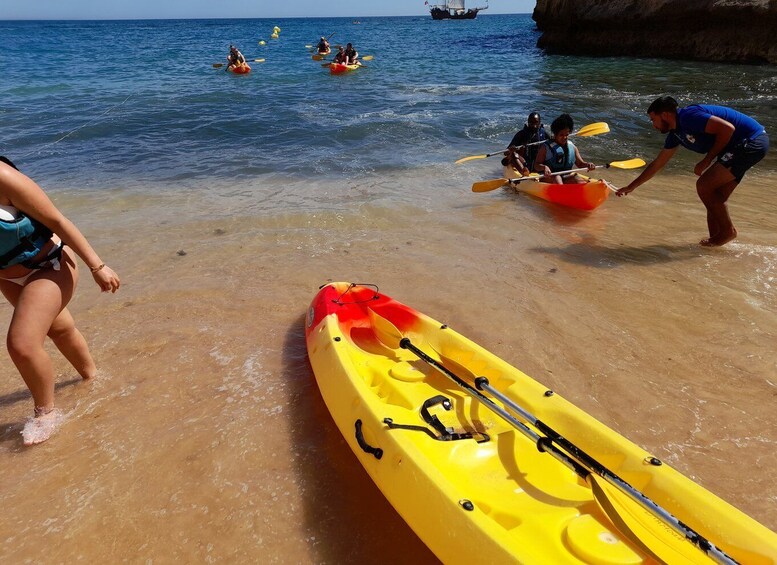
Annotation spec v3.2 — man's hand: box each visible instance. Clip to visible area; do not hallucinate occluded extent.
[616,185,636,197]
[694,156,713,176]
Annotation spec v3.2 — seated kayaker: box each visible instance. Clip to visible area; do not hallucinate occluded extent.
[505,112,549,168]
[344,43,359,65]
[332,46,346,64]
[227,45,246,70]
[316,37,330,54]
[533,114,595,184]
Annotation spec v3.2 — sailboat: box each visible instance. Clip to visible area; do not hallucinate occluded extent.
[429,0,488,20]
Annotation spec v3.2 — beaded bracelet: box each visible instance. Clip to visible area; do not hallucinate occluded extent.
[90,263,106,273]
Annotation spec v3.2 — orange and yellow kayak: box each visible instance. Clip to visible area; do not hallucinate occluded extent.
[305,282,777,564]
[504,166,610,211]
[228,64,251,74]
[329,62,360,74]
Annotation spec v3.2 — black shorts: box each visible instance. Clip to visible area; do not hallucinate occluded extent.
[717,131,769,182]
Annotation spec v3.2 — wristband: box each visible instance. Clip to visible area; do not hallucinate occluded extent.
[90,263,106,273]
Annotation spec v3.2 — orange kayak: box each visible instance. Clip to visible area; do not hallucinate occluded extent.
[228,64,251,74]
[504,166,610,211]
[329,62,360,74]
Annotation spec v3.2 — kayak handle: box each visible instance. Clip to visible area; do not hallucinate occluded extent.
[354,419,383,460]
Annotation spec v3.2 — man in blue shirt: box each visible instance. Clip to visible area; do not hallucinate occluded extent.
[616,96,769,246]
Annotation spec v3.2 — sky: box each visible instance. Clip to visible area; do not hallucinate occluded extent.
[0,0,535,19]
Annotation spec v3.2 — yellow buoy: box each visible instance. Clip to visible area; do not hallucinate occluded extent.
[259,40,266,45]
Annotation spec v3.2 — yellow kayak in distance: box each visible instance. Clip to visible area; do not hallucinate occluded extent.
[305,282,777,564]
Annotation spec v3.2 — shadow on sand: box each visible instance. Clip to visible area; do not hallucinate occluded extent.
[284,314,438,564]
[530,240,704,269]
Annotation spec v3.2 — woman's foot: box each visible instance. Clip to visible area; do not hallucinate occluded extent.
[22,408,65,446]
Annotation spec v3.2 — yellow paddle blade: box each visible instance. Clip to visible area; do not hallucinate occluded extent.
[304,44,312,48]
[576,122,610,137]
[253,58,265,63]
[588,475,709,564]
[609,158,646,169]
[312,54,325,60]
[472,178,508,193]
[368,309,403,349]
[212,63,224,68]
[362,55,374,61]
[455,154,489,165]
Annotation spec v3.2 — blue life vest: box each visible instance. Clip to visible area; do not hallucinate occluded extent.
[0,211,53,269]
[543,140,576,172]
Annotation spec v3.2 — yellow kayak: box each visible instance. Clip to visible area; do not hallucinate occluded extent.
[305,282,777,564]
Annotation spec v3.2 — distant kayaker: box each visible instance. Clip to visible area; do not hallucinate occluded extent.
[316,37,330,54]
[533,114,595,184]
[344,43,359,65]
[502,112,549,172]
[227,45,246,70]
[332,46,346,64]
[616,96,769,246]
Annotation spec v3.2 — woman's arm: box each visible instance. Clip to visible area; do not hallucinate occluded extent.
[0,165,120,292]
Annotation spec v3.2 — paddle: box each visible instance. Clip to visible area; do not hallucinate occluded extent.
[471,158,646,193]
[455,122,610,165]
[369,310,738,565]
[213,58,264,69]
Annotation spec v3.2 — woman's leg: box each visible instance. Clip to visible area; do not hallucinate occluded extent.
[3,250,81,411]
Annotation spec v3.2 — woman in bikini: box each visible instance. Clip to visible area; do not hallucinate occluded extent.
[0,156,120,445]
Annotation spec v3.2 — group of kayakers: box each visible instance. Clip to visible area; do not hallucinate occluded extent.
[317,37,359,64]
[502,112,594,184]
[502,98,769,247]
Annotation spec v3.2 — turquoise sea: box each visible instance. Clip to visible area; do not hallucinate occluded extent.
[2,15,775,190]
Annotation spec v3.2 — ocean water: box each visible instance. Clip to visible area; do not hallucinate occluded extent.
[1,15,777,563]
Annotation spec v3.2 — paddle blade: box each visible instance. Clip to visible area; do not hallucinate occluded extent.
[455,154,488,165]
[368,309,403,350]
[472,178,508,193]
[253,58,266,63]
[588,475,706,564]
[304,44,312,48]
[212,63,224,68]
[575,122,610,137]
[312,54,325,61]
[608,158,646,169]
[362,55,374,61]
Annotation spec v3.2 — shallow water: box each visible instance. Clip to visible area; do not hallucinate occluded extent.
[1,14,776,563]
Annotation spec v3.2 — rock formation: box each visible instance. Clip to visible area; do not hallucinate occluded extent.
[532,0,777,64]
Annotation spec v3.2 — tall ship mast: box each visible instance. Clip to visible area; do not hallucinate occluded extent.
[429,0,488,20]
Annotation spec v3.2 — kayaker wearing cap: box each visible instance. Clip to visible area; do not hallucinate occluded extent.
[502,112,549,174]
[227,45,246,70]
[534,114,595,184]
[316,37,330,54]
[332,46,346,64]
[344,43,359,65]
[616,96,769,246]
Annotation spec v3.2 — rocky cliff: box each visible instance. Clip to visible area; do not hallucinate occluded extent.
[532,0,777,64]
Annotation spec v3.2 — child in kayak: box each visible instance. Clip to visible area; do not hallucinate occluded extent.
[533,114,595,184]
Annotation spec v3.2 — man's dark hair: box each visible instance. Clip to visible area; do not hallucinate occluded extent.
[550,113,574,135]
[647,95,678,115]
[528,111,541,121]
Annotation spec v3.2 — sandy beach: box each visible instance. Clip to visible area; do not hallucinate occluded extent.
[1,165,776,561]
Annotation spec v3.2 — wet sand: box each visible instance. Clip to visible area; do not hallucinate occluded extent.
[1,169,776,562]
